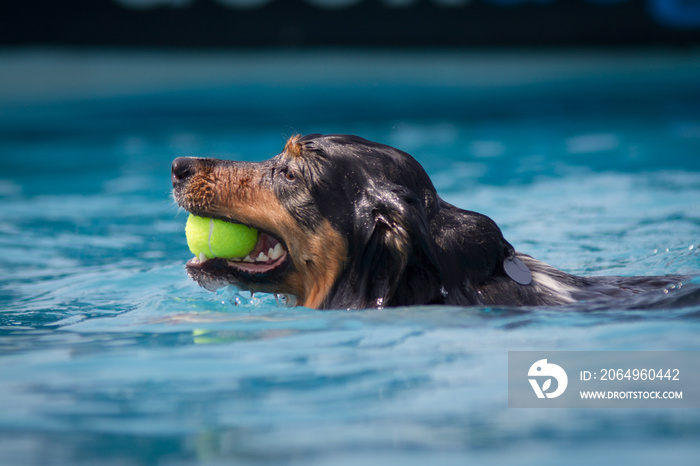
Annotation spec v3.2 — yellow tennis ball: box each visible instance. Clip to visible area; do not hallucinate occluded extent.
[185,214,258,260]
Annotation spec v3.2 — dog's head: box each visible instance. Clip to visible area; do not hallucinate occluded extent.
[172,134,512,309]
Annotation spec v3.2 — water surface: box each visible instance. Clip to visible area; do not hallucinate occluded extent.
[1,50,699,465]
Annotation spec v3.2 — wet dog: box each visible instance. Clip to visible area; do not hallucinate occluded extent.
[172,134,688,309]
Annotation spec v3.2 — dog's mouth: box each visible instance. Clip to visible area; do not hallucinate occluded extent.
[184,219,291,291]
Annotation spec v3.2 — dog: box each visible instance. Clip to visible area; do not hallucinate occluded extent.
[172,134,689,310]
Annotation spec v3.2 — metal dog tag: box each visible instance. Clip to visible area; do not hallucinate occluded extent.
[504,256,532,286]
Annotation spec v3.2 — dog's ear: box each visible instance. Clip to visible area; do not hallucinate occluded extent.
[325,182,444,309]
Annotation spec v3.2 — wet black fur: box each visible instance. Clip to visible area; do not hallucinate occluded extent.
[276,134,690,309]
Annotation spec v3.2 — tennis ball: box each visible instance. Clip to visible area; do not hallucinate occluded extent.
[185,214,258,260]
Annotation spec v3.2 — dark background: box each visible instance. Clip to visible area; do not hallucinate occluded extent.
[2,0,700,48]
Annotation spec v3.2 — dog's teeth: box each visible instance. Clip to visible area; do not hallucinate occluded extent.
[270,243,284,260]
[199,252,208,263]
[256,252,270,262]
[243,255,254,263]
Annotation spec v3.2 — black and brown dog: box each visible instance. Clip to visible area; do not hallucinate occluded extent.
[172,134,687,310]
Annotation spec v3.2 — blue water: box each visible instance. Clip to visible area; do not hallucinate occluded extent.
[1,50,700,465]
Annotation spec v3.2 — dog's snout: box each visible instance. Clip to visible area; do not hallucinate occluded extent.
[171,157,196,185]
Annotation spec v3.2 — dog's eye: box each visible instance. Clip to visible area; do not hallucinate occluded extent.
[280,167,296,182]
[277,166,296,182]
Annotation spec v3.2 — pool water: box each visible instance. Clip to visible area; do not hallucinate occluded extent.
[1,50,699,465]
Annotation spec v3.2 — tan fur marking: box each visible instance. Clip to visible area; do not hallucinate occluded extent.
[284,134,303,159]
[293,221,346,309]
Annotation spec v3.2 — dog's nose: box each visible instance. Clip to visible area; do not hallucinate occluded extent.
[171,157,196,185]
